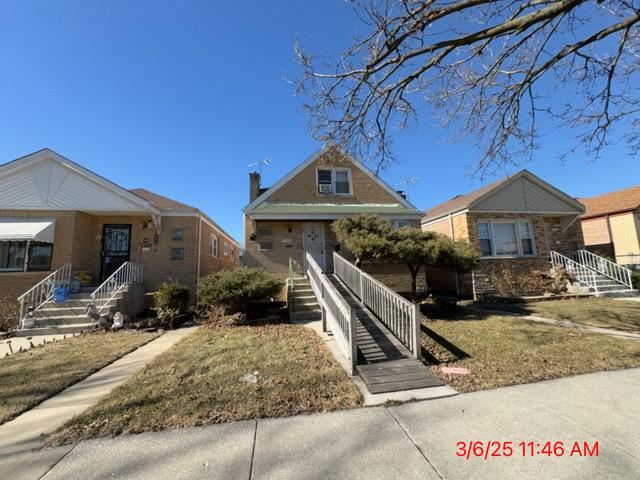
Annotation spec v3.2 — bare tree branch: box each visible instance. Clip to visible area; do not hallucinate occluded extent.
[295,0,640,176]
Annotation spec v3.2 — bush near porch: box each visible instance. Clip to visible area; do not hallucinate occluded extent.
[420,303,640,393]
[45,324,362,445]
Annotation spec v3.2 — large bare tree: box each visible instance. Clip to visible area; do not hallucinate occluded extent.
[295,0,640,175]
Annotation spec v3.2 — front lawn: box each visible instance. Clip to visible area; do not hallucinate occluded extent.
[46,324,362,445]
[421,308,640,393]
[473,297,640,332]
[0,331,159,424]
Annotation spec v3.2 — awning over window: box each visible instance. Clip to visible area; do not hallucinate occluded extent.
[0,220,55,242]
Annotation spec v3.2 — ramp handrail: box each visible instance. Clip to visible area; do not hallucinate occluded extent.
[305,252,357,374]
[91,262,144,313]
[563,249,632,289]
[333,252,421,359]
[17,263,73,329]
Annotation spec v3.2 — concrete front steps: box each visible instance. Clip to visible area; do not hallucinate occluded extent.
[14,290,120,337]
[590,273,640,298]
[289,277,321,322]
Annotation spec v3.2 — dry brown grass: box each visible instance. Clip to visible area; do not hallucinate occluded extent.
[46,324,362,446]
[473,297,640,332]
[421,308,640,393]
[0,331,159,424]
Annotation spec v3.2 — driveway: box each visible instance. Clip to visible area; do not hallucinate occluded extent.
[3,367,639,479]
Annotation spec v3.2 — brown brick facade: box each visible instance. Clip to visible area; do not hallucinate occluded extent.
[0,210,239,301]
[266,148,400,205]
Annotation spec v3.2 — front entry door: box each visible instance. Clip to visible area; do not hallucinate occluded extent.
[100,224,132,281]
[303,223,326,271]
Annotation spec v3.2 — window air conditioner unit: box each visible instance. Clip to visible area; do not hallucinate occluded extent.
[319,184,332,194]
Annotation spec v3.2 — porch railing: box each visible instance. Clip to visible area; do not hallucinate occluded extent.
[91,262,144,313]
[305,252,357,374]
[550,251,599,294]
[333,252,421,359]
[562,249,633,289]
[17,263,73,329]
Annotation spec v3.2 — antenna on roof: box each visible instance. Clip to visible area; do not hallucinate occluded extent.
[248,157,273,174]
[394,176,420,199]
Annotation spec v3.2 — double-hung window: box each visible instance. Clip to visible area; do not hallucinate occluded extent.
[317,168,352,195]
[210,234,219,257]
[477,220,536,257]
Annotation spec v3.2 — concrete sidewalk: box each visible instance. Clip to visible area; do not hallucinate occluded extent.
[3,367,639,479]
[0,327,196,455]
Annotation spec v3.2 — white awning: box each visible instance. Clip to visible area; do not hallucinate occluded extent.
[0,220,55,242]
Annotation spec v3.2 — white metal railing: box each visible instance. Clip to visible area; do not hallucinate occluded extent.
[333,252,421,359]
[305,252,357,374]
[563,250,633,289]
[91,262,144,313]
[17,263,73,328]
[550,251,600,294]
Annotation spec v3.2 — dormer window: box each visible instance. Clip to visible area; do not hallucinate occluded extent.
[317,168,352,195]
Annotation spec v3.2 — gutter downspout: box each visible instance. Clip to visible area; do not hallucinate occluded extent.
[196,213,202,303]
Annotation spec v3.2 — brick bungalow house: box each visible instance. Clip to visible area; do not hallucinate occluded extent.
[242,145,423,290]
[0,148,240,304]
[578,185,640,267]
[421,170,586,297]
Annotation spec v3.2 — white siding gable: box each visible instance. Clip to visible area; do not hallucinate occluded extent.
[473,176,581,213]
[0,154,149,213]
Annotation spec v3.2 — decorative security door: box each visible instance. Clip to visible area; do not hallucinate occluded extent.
[100,224,132,281]
[303,223,326,271]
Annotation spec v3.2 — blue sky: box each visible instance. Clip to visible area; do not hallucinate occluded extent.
[1,1,638,242]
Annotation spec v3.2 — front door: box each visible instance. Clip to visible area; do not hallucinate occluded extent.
[100,224,132,281]
[303,223,325,271]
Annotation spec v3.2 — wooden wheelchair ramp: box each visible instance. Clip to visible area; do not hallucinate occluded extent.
[328,275,444,394]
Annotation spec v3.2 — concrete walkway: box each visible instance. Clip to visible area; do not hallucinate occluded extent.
[3,367,639,479]
[472,306,640,340]
[0,327,196,455]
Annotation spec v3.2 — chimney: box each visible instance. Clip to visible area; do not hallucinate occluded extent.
[249,172,261,202]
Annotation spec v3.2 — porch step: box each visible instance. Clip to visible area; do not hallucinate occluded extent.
[13,323,96,337]
[33,315,94,327]
[597,289,640,298]
[290,310,322,322]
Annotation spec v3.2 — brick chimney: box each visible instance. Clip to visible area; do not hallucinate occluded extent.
[249,172,261,202]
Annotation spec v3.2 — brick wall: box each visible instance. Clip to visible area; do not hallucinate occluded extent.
[422,213,469,240]
[267,147,400,205]
[244,219,340,277]
[199,218,240,278]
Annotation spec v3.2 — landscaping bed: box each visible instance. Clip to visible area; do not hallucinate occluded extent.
[420,307,640,393]
[0,331,159,424]
[45,323,362,445]
[472,297,640,333]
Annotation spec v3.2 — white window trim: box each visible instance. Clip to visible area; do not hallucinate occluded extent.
[210,234,219,257]
[224,242,229,256]
[316,167,353,196]
[477,219,537,258]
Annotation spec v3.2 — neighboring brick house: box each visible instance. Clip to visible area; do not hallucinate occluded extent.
[242,145,423,291]
[578,185,640,267]
[0,149,239,302]
[422,170,586,297]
